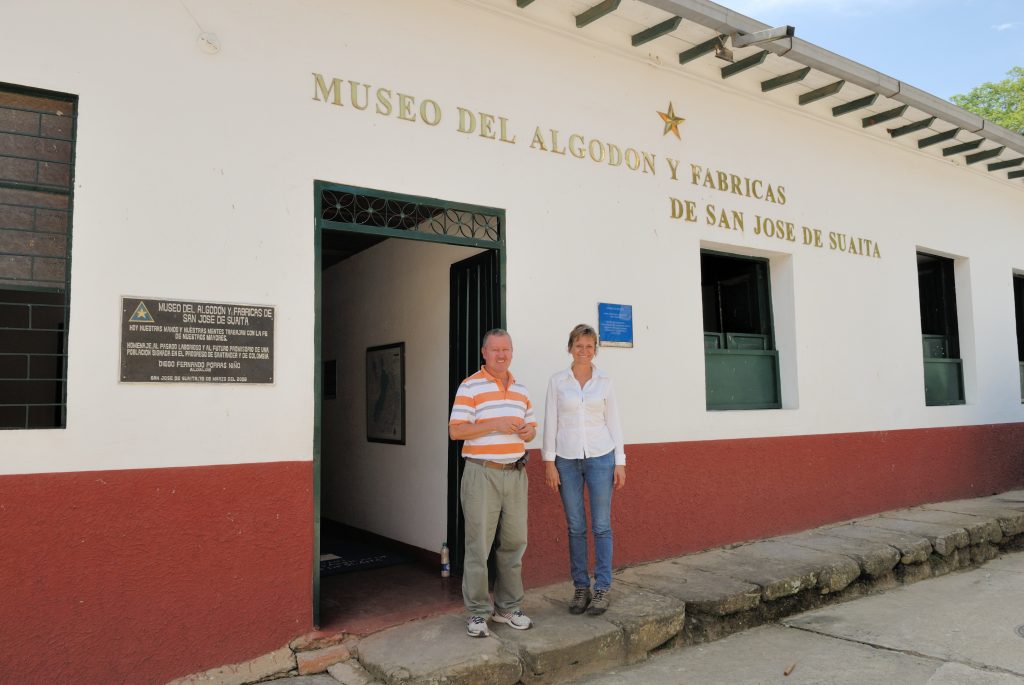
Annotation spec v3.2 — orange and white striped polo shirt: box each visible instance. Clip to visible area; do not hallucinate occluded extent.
[449,367,537,462]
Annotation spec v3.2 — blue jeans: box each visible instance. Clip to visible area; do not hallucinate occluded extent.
[555,451,615,591]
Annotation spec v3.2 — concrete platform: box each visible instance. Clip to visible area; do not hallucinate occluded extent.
[179,489,1024,685]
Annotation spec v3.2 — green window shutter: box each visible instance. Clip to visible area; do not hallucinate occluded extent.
[917,253,964,405]
[701,251,780,410]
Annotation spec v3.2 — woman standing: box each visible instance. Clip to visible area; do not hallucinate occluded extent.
[543,324,626,615]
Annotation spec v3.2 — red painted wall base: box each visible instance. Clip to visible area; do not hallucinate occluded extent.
[3,424,1022,684]
[523,423,1024,587]
[0,461,313,685]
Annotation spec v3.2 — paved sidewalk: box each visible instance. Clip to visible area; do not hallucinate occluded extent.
[568,553,1024,684]
[171,489,1024,685]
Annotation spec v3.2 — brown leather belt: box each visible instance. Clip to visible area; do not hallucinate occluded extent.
[466,458,522,471]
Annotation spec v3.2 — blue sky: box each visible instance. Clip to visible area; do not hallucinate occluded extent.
[726,0,1024,101]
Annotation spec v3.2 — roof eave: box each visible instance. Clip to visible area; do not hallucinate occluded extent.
[637,0,1024,158]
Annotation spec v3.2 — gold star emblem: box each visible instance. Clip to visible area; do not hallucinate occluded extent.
[657,102,685,139]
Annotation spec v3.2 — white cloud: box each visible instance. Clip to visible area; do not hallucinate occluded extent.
[992,21,1021,31]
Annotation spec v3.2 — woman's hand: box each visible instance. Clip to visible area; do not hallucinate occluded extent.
[545,461,560,493]
[614,465,626,490]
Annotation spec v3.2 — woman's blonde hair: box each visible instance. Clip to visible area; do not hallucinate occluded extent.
[567,323,598,352]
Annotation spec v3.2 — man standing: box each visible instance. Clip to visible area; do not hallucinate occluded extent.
[449,328,536,637]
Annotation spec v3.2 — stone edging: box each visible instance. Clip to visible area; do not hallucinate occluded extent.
[168,491,1024,685]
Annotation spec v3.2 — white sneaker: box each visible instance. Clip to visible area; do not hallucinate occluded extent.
[466,615,490,637]
[492,608,532,630]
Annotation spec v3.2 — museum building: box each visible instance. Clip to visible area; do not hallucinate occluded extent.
[2,0,1023,682]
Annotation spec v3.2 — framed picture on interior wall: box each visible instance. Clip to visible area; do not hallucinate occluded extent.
[366,342,405,444]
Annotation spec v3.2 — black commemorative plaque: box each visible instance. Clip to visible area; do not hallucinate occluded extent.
[120,297,274,383]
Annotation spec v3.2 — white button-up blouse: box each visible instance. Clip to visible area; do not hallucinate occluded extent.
[542,365,626,465]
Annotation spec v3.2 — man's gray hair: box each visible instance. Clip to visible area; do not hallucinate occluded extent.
[481,328,512,347]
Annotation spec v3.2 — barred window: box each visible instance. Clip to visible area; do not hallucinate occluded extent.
[0,83,76,429]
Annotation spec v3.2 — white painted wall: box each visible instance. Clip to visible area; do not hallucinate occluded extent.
[321,239,480,550]
[1,0,1022,475]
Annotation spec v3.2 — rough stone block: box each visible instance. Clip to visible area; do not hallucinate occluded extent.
[880,509,1003,545]
[674,549,814,602]
[296,643,351,674]
[166,645,295,685]
[831,569,898,601]
[780,531,900,578]
[537,580,683,660]
[758,541,862,593]
[990,489,1024,506]
[598,584,684,661]
[259,676,337,685]
[897,560,933,585]
[928,548,962,576]
[289,630,348,653]
[492,594,625,684]
[356,614,522,685]
[676,542,859,600]
[825,523,933,564]
[968,542,1000,565]
[343,636,361,658]
[618,560,760,616]
[327,659,382,685]
[853,517,968,556]
[923,500,1024,537]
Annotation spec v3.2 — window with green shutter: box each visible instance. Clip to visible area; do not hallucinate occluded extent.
[1013,274,1024,403]
[701,250,780,410]
[917,252,964,406]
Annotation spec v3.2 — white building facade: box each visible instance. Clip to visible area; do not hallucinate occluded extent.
[1,1,1022,682]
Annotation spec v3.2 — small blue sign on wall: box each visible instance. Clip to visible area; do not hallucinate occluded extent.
[598,303,633,348]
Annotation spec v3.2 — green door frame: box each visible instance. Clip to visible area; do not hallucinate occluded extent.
[312,180,505,627]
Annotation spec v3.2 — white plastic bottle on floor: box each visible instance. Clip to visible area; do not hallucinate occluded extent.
[441,542,450,577]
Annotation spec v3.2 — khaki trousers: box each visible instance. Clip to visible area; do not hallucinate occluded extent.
[460,462,528,617]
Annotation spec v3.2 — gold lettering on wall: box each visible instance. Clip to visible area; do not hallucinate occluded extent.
[311,72,882,260]
[668,196,881,259]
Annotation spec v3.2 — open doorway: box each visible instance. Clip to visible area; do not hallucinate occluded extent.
[313,183,504,631]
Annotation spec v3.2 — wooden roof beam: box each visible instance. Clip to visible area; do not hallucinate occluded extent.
[965,147,1005,165]
[632,16,682,46]
[943,139,983,157]
[988,157,1024,172]
[678,34,727,65]
[576,0,621,28]
[918,128,960,148]
[799,80,844,106]
[761,67,810,93]
[721,50,768,79]
[888,117,935,138]
[862,105,908,128]
[832,94,877,117]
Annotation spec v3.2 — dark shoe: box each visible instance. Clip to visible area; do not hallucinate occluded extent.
[569,587,591,615]
[587,588,609,615]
